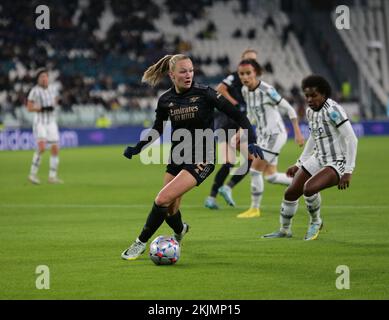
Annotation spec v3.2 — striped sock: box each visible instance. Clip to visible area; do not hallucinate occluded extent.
[304,193,322,224]
[49,156,59,179]
[250,169,264,209]
[30,151,41,176]
[280,199,299,232]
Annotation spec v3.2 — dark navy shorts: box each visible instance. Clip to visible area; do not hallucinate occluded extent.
[166,163,215,186]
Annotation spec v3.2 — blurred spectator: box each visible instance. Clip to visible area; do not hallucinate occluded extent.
[232,28,243,38]
[341,80,352,101]
[96,113,112,128]
[263,15,276,31]
[247,28,256,40]
[264,61,274,74]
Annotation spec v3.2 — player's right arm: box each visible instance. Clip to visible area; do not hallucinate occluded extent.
[26,89,42,112]
[216,82,239,107]
[123,99,168,159]
[286,135,314,177]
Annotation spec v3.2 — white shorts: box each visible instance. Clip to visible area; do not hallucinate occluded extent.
[257,131,287,165]
[302,155,346,179]
[33,122,60,143]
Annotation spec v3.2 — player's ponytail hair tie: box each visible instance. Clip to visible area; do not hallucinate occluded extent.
[239,59,263,76]
[142,54,191,87]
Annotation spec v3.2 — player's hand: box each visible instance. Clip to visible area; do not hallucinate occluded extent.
[286,165,299,178]
[248,143,264,159]
[123,145,141,160]
[235,103,246,113]
[295,133,305,147]
[338,173,352,190]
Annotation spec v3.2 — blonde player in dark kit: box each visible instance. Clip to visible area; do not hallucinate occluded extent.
[120,54,263,260]
[263,75,358,240]
[27,69,63,184]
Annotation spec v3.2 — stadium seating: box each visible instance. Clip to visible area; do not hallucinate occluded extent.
[0,0,314,128]
[334,0,389,109]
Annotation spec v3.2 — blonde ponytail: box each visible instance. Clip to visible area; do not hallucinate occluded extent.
[141,54,191,87]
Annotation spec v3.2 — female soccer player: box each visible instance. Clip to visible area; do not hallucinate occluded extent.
[233,59,305,218]
[121,54,263,260]
[27,68,63,184]
[205,49,258,210]
[262,75,358,240]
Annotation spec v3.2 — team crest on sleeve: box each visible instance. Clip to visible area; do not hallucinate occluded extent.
[329,110,341,122]
[268,88,281,102]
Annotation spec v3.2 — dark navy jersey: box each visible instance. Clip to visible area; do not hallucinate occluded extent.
[222,71,246,112]
[136,82,256,164]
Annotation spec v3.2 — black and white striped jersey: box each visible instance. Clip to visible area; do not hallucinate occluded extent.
[242,80,285,136]
[27,85,58,124]
[306,98,349,165]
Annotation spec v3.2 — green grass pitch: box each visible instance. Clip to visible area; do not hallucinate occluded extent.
[0,136,388,300]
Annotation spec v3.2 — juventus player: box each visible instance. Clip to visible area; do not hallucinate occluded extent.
[205,49,258,210]
[263,75,358,240]
[27,68,63,185]
[234,59,304,218]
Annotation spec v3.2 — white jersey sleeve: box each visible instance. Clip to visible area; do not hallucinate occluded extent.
[27,87,39,103]
[326,103,349,128]
[278,98,297,119]
[337,121,358,173]
[259,81,282,104]
[222,74,235,87]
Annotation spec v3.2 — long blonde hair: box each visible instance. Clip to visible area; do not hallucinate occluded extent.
[141,54,191,87]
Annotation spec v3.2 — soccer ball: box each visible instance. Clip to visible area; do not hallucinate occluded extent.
[149,235,180,265]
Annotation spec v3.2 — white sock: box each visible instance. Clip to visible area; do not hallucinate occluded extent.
[30,151,41,176]
[250,169,264,209]
[304,193,322,225]
[49,156,59,179]
[279,199,299,232]
[265,172,292,185]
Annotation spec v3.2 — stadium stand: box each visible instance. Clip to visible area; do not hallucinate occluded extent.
[0,0,388,128]
[333,0,389,118]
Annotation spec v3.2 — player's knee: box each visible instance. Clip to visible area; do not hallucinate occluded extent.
[303,183,317,197]
[284,186,300,201]
[155,192,172,207]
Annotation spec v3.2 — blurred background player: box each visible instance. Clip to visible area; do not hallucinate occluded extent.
[120,54,263,261]
[204,49,258,210]
[234,59,305,218]
[27,69,63,185]
[262,75,358,240]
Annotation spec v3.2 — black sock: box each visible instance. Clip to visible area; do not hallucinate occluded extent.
[210,163,234,197]
[227,159,252,188]
[165,210,184,234]
[138,202,168,243]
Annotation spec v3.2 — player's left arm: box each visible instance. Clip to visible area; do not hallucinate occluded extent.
[337,120,358,190]
[278,99,304,147]
[208,87,263,158]
[211,89,255,143]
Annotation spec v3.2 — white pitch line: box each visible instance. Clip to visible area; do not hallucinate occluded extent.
[0,204,388,210]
